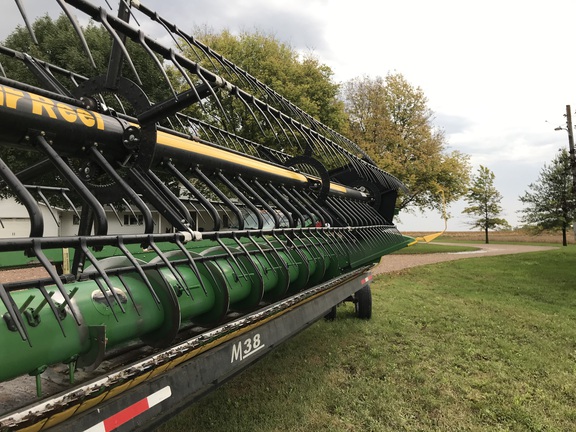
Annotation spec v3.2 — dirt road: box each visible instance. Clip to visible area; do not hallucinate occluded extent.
[372,243,559,275]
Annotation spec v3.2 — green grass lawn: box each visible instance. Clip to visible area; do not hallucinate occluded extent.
[159,246,576,432]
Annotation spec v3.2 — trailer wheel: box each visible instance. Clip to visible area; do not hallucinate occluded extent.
[324,306,337,320]
[355,285,372,319]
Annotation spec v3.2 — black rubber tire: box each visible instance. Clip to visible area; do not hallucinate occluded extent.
[355,285,372,319]
[324,306,337,320]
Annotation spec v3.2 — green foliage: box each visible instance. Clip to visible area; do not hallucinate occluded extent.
[519,148,575,246]
[342,74,471,214]
[462,165,509,243]
[200,29,346,131]
[176,28,348,152]
[159,247,576,432]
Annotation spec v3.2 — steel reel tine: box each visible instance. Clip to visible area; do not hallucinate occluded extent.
[0,284,30,343]
[120,0,140,27]
[116,238,160,306]
[32,240,81,327]
[13,0,38,45]
[81,241,126,317]
[216,236,249,281]
[168,51,212,119]
[93,277,120,321]
[232,234,263,280]
[61,189,81,219]
[56,0,97,69]
[148,236,193,299]
[35,188,60,227]
[117,273,140,316]
[137,29,177,99]
[174,237,209,296]
[108,203,123,226]
[98,7,142,86]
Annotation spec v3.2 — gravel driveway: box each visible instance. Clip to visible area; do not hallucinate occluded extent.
[372,243,558,275]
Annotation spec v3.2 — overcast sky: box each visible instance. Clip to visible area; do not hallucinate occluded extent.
[2,0,576,232]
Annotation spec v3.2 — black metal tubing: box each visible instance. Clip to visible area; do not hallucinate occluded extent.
[214,234,250,283]
[323,197,350,226]
[0,75,84,109]
[236,176,279,228]
[336,198,363,226]
[88,146,155,234]
[173,237,208,296]
[35,134,109,235]
[138,83,215,125]
[0,223,396,254]
[146,169,194,228]
[116,237,161,305]
[280,186,316,227]
[164,161,221,231]
[0,156,44,238]
[300,190,333,227]
[146,236,192,299]
[32,239,80,332]
[20,54,72,98]
[194,167,244,230]
[0,79,380,207]
[14,159,54,184]
[267,184,305,227]
[13,0,38,44]
[251,180,294,228]
[231,233,264,285]
[104,0,132,89]
[217,173,263,229]
[0,282,30,343]
[293,188,324,226]
[128,167,189,232]
[71,203,94,275]
[34,188,59,227]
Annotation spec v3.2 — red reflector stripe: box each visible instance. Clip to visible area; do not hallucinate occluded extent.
[103,398,149,431]
[84,386,171,432]
[361,274,373,285]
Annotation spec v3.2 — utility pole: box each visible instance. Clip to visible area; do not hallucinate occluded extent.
[564,105,576,239]
[566,105,576,191]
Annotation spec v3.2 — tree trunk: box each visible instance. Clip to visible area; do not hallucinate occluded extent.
[485,226,489,244]
[562,224,567,246]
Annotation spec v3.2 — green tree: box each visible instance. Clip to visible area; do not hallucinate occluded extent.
[462,166,509,244]
[342,74,470,215]
[188,28,347,133]
[519,149,575,246]
[174,28,348,160]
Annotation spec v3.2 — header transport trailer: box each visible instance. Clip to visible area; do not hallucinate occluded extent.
[0,1,412,430]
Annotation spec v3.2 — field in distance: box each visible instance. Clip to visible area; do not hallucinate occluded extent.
[403,229,575,245]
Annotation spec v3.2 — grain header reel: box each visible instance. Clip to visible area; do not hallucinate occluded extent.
[0,1,411,430]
